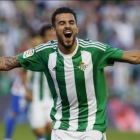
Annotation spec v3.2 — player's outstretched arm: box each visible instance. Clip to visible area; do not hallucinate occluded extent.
[122,51,140,64]
[0,56,21,71]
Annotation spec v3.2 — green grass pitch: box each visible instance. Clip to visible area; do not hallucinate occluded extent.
[0,123,140,140]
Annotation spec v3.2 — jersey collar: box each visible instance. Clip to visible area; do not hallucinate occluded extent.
[58,38,79,58]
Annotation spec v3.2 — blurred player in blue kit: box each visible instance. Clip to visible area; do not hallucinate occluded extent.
[4,68,28,140]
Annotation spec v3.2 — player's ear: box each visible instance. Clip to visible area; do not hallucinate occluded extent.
[51,27,56,35]
[76,25,79,34]
[52,27,56,34]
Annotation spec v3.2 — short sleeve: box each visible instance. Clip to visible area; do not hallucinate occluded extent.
[99,44,123,68]
[18,48,45,71]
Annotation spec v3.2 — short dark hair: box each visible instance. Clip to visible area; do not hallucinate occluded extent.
[51,7,77,27]
[39,24,52,37]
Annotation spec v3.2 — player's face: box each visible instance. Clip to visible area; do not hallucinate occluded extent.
[53,13,79,49]
[43,29,56,43]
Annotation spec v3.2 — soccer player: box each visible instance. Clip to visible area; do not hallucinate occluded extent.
[27,24,55,140]
[4,68,28,140]
[1,7,140,140]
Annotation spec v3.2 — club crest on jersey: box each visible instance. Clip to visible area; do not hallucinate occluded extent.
[77,62,88,71]
[23,49,34,58]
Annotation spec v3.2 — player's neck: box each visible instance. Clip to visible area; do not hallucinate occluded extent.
[58,39,77,55]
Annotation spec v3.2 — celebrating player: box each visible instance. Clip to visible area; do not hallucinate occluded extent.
[1,7,140,140]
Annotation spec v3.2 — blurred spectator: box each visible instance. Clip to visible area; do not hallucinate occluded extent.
[108,97,140,132]
[0,1,16,19]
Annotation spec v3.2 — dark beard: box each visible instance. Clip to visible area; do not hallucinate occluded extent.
[57,33,76,49]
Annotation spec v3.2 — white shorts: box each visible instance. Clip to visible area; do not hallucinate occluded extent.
[28,101,52,129]
[51,129,107,140]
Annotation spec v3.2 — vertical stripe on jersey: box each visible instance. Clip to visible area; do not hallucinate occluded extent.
[39,73,43,100]
[81,51,97,131]
[48,52,62,129]
[72,54,88,131]
[43,58,58,128]
[93,68,107,131]
[56,56,70,130]
[64,57,79,131]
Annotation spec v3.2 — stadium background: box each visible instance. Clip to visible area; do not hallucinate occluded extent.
[0,0,140,139]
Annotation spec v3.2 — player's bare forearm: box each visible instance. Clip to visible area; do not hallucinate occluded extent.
[0,56,21,71]
[121,51,140,64]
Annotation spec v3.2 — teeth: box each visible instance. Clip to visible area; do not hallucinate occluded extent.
[66,31,71,33]
[65,31,72,34]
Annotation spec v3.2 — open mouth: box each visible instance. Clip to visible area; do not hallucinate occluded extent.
[64,31,72,38]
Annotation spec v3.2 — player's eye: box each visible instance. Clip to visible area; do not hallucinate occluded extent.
[70,21,74,25]
[59,21,65,25]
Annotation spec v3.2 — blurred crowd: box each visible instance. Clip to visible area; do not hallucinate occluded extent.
[1,0,140,132]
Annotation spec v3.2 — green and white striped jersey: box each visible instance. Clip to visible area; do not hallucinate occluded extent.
[18,38,123,132]
[28,71,52,103]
